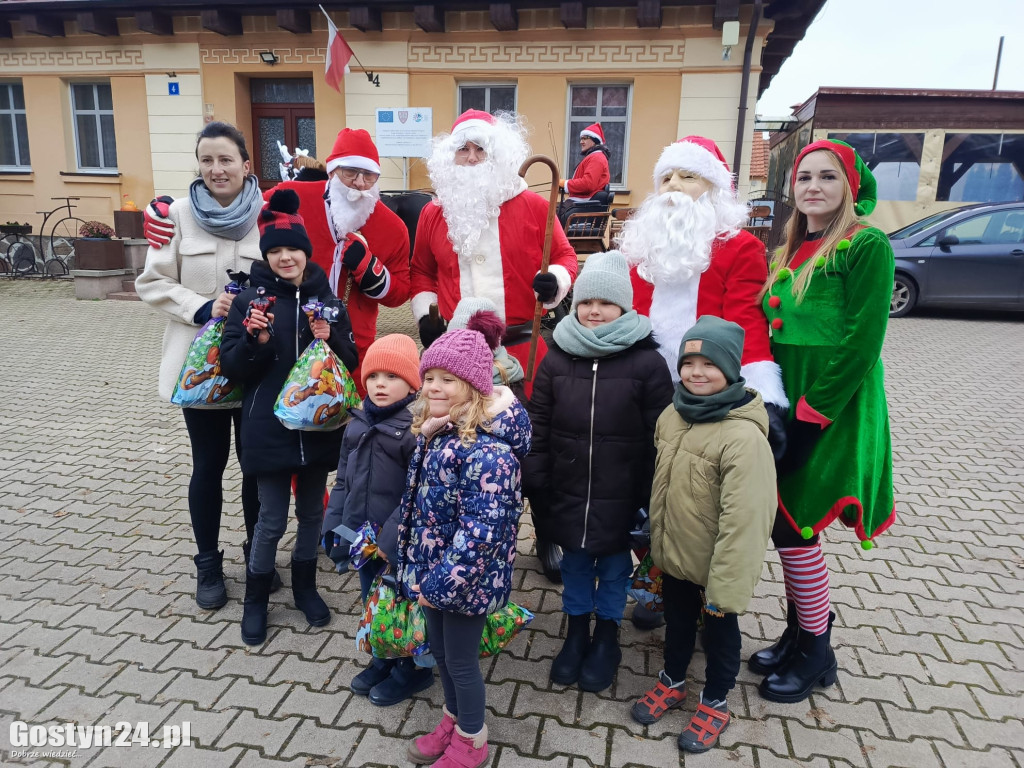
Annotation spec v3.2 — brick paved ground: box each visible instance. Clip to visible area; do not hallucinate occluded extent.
[0,279,1022,768]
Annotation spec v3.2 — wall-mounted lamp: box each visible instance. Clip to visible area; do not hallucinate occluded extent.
[721,20,739,61]
[166,71,177,78]
[259,51,279,65]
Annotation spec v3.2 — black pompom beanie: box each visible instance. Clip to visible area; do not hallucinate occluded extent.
[258,188,312,260]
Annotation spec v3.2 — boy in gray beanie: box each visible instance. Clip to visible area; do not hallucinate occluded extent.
[631,314,775,753]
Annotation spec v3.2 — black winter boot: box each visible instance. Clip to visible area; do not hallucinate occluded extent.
[748,601,798,674]
[242,539,282,593]
[630,602,665,631]
[536,536,563,584]
[369,657,434,706]
[351,657,397,696]
[291,557,331,627]
[550,613,591,685]
[758,612,837,703]
[241,569,275,645]
[193,550,228,610]
[579,618,622,692]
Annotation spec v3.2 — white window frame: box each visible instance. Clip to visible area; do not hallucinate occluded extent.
[457,83,518,115]
[565,82,632,189]
[70,81,118,173]
[0,82,30,171]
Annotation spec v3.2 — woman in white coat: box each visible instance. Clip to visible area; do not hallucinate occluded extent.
[137,121,266,610]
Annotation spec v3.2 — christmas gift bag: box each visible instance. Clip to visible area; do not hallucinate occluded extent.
[628,552,664,614]
[479,602,534,658]
[356,571,429,659]
[274,300,360,431]
[170,271,248,408]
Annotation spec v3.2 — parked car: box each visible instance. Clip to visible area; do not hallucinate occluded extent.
[887,202,1024,317]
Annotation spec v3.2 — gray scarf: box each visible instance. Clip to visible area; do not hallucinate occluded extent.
[552,310,652,359]
[494,346,524,386]
[188,175,263,241]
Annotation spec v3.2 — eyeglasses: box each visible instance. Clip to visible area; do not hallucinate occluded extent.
[336,167,380,184]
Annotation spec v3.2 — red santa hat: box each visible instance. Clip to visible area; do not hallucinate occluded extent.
[325,128,381,175]
[652,135,733,193]
[451,109,497,143]
[580,123,605,144]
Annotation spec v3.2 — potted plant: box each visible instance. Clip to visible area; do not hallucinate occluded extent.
[75,220,124,270]
[114,196,145,239]
[1,221,32,236]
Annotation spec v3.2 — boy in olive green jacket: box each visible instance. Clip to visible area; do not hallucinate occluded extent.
[631,315,776,754]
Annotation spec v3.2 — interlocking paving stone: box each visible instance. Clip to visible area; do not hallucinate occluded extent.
[1,282,1022,766]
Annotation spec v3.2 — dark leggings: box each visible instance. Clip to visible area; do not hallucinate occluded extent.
[423,607,487,734]
[662,573,741,703]
[770,509,819,550]
[182,408,260,553]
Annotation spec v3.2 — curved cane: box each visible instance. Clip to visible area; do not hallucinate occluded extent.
[517,154,560,382]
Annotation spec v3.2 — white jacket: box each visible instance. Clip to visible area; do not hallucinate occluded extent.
[136,198,263,401]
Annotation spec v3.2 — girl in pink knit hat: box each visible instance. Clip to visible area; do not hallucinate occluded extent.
[398,317,532,768]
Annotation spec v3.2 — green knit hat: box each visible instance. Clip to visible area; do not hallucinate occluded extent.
[571,250,633,312]
[677,315,745,384]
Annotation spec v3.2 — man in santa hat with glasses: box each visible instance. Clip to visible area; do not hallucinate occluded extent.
[411,110,578,374]
[144,128,410,392]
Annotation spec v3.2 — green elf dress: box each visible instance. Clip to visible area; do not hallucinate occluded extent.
[762,226,895,545]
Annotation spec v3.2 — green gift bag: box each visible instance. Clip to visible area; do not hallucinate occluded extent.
[356,572,429,659]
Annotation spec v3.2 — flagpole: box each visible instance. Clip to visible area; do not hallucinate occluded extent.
[319,5,371,74]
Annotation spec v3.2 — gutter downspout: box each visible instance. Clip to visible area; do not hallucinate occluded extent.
[732,0,764,182]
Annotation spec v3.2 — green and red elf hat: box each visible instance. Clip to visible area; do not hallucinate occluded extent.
[793,139,878,217]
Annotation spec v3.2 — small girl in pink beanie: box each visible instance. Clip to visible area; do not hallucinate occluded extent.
[398,317,532,768]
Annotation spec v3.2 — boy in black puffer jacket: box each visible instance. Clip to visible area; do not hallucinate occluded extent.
[524,250,673,693]
[221,189,358,646]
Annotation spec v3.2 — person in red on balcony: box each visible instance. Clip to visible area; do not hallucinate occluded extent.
[561,123,611,202]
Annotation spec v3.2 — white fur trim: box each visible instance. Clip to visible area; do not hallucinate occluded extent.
[487,385,516,417]
[653,142,733,193]
[325,154,381,175]
[459,218,507,320]
[544,264,572,309]
[741,360,790,409]
[648,276,701,383]
[580,129,602,142]
[411,291,438,321]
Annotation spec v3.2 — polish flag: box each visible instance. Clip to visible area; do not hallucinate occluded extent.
[322,8,353,93]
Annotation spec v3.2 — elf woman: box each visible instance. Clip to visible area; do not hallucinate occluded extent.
[755,139,895,703]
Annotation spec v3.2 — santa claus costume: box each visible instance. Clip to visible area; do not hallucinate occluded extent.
[564,122,611,201]
[269,129,410,391]
[411,110,578,387]
[754,139,894,704]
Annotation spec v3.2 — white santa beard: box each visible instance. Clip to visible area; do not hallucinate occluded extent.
[433,162,516,258]
[649,276,700,383]
[328,175,378,237]
[619,192,718,286]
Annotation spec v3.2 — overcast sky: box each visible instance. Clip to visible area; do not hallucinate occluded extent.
[756,0,1024,116]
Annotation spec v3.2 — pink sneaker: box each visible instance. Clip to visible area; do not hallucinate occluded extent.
[433,724,489,768]
[408,707,457,765]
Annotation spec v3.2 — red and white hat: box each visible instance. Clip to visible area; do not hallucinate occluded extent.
[653,135,733,193]
[325,128,381,175]
[451,109,496,142]
[580,123,605,144]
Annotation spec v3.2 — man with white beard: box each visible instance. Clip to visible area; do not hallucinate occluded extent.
[143,128,409,392]
[410,110,578,378]
[619,136,788,421]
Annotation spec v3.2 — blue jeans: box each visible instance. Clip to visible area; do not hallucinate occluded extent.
[559,548,634,622]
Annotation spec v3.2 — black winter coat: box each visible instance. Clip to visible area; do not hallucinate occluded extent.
[220,260,359,475]
[321,404,416,567]
[524,335,673,556]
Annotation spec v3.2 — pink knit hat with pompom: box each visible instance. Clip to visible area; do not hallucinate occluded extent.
[420,327,494,396]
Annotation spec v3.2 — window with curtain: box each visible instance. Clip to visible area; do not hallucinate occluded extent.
[566,84,630,187]
[0,82,30,170]
[71,82,117,171]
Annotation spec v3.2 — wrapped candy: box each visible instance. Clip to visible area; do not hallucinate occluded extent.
[274,298,360,431]
[170,271,248,409]
[347,521,381,570]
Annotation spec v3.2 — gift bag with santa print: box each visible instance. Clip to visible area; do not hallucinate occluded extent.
[273,299,360,431]
[170,271,248,409]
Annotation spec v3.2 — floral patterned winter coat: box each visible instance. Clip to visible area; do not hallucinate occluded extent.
[396,387,532,616]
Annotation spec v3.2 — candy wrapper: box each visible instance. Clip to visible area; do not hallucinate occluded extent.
[628,552,664,613]
[274,302,360,430]
[478,602,534,658]
[170,271,248,409]
[357,571,429,659]
[347,521,381,570]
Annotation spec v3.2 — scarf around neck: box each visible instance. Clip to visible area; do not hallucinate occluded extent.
[188,175,263,241]
[552,310,652,359]
[672,378,748,424]
[420,414,452,443]
[494,346,524,385]
[363,392,417,426]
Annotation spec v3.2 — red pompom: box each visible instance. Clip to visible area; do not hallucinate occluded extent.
[465,310,505,351]
[768,295,781,308]
[771,318,783,330]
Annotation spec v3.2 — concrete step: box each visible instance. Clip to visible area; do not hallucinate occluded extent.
[122,276,136,293]
[107,291,141,301]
